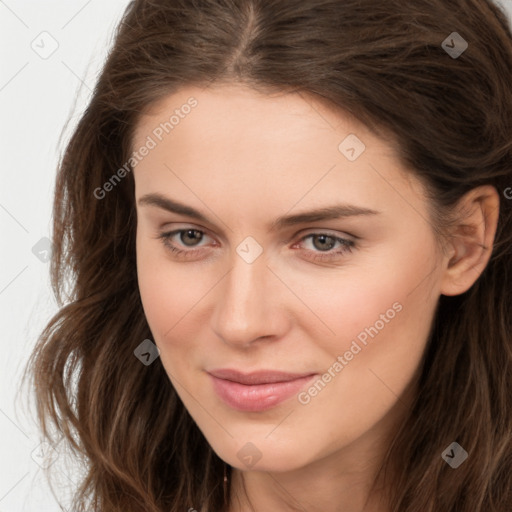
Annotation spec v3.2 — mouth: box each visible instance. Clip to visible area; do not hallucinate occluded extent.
[207,368,317,412]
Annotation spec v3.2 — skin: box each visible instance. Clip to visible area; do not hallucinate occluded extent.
[132,83,499,512]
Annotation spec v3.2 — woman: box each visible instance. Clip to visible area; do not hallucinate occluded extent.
[23,0,512,510]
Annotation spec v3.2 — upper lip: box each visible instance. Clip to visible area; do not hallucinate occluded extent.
[207,368,316,385]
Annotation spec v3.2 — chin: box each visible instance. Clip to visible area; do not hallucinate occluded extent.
[212,437,315,474]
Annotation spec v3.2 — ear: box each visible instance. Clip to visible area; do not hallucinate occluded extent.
[440,185,500,296]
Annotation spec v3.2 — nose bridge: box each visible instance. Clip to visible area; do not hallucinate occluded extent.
[224,252,267,318]
[212,249,276,345]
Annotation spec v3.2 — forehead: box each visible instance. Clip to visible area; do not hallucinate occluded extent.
[130,83,425,223]
[133,83,381,152]
[132,83,400,174]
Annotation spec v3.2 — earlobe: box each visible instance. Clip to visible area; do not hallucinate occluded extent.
[440,185,500,297]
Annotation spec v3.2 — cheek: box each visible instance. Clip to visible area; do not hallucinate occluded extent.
[326,276,431,410]
[136,239,189,337]
[138,268,203,332]
[136,239,220,370]
[284,275,435,456]
[137,269,198,382]
[283,237,440,378]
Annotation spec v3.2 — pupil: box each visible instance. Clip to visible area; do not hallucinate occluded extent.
[313,234,335,251]
[181,230,202,246]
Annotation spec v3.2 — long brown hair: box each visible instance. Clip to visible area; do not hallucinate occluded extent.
[21,0,512,510]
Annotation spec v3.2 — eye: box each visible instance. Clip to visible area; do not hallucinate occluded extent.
[173,229,205,247]
[293,232,355,262]
[156,228,215,259]
[155,227,356,263]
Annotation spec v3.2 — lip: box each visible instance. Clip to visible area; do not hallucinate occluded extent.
[207,369,317,412]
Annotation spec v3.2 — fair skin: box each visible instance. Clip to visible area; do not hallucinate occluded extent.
[132,83,499,512]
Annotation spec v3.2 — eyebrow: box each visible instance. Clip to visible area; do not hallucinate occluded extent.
[138,193,380,231]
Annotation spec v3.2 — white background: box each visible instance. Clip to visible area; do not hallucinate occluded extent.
[1,1,511,510]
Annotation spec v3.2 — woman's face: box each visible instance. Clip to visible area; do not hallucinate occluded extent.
[133,83,447,475]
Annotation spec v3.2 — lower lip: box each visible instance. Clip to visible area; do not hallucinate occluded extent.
[209,374,316,412]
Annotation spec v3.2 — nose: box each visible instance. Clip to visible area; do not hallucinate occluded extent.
[210,249,289,348]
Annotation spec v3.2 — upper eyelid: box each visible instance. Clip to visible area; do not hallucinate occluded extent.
[157,208,361,241]
[292,229,355,241]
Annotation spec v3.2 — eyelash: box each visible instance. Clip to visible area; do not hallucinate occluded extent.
[156,228,356,263]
